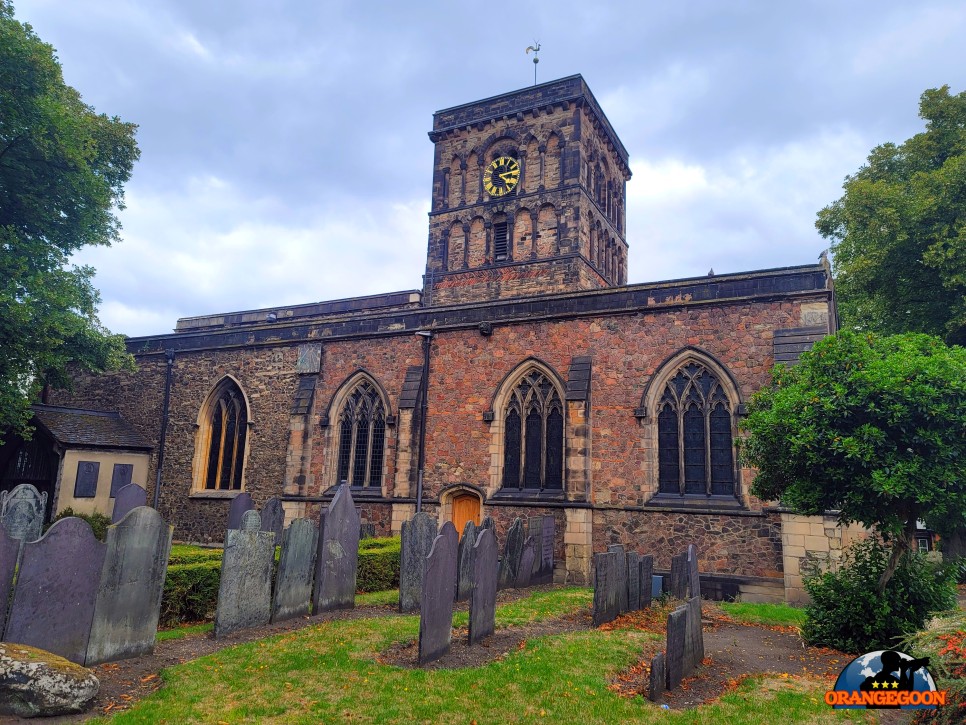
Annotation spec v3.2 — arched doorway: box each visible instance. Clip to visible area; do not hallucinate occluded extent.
[451,493,481,538]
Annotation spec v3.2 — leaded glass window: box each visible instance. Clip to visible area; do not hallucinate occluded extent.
[336,380,387,489]
[502,370,564,491]
[656,362,735,496]
[204,381,247,491]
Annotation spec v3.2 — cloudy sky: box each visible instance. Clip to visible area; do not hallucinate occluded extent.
[14,0,965,336]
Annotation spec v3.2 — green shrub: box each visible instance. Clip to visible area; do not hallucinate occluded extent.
[901,610,966,725]
[47,507,111,541]
[161,560,222,627]
[357,536,400,593]
[801,538,957,653]
[168,544,224,566]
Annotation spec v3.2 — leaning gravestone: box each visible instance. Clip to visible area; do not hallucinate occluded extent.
[497,518,524,590]
[0,529,21,636]
[469,528,497,645]
[532,516,555,585]
[272,518,318,623]
[0,484,46,542]
[591,551,621,627]
[86,507,173,665]
[639,555,654,609]
[312,484,360,613]
[669,552,688,599]
[648,651,666,702]
[456,520,477,602]
[685,596,705,671]
[665,604,688,690]
[515,537,536,589]
[399,511,437,613]
[110,483,147,524]
[626,552,641,613]
[418,522,458,665]
[687,544,701,599]
[240,509,262,531]
[5,518,106,664]
[260,497,285,542]
[214,529,275,638]
[226,492,255,530]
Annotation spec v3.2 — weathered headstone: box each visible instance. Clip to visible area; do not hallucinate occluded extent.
[399,511,437,613]
[359,522,376,540]
[110,483,147,524]
[626,552,641,613]
[213,529,275,637]
[312,484,360,613]
[272,518,318,622]
[0,484,46,542]
[665,604,688,690]
[515,536,536,589]
[639,555,654,609]
[240,509,262,531]
[531,516,555,585]
[591,551,620,626]
[652,574,664,599]
[0,529,21,636]
[418,523,458,665]
[685,595,704,671]
[480,516,494,531]
[468,528,497,645]
[497,518,524,590]
[670,552,688,599]
[226,492,255,530]
[611,548,628,614]
[648,651,666,702]
[260,497,285,542]
[456,520,476,602]
[5,518,106,664]
[86,507,173,665]
[687,544,701,600]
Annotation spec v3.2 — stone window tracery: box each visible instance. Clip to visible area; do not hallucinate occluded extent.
[199,379,248,491]
[501,369,563,491]
[335,379,386,488]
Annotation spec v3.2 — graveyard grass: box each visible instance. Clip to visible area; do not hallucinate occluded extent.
[98,589,868,724]
[718,601,806,627]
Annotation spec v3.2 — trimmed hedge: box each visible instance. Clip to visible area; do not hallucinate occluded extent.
[168,544,224,566]
[357,536,400,593]
[46,508,112,541]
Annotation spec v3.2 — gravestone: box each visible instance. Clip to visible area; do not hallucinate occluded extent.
[648,651,666,702]
[685,596,705,671]
[213,529,275,637]
[359,523,376,540]
[226,492,255,530]
[532,516,555,585]
[399,511,437,613]
[515,536,536,589]
[456,520,476,602]
[417,523,458,665]
[260,497,285,542]
[312,484,360,613]
[5,518,106,664]
[480,516,494,531]
[86,507,174,665]
[611,549,628,614]
[669,552,688,599]
[272,518,318,622]
[0,529,21,636]
[497,518,524,590]
[665,604,688,690]
[591,551,621,627]
[626,552,641,613]
[652,574,664,599]
[687,544,701,599]
[0,484,47,542]
[607,543,625,556]
[240,510,262,531]
[110,483,147,524]
[639,555,654,609]
[468,528,497,645]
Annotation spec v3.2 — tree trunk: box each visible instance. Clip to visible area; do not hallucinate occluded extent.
[876,515,917,595]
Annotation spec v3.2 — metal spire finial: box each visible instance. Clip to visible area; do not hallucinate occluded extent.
[526,42,541,85]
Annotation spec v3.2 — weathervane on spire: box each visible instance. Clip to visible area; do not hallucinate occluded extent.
[526,42,541,86]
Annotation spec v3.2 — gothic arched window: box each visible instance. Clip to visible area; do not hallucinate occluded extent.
[657,362,735,496]
[336,379,386,489]
[200,379,248,491]
[502,370,564,491]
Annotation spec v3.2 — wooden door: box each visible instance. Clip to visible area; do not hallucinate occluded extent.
[452,494,481,538]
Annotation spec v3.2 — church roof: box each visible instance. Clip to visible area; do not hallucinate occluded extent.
[31,405,153,451]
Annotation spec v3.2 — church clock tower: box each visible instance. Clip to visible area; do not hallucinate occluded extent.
[423,75,631,306]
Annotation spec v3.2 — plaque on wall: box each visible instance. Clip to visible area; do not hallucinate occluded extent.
[296,343,322,374]
[109,464,134,497]
[74,461,100,498]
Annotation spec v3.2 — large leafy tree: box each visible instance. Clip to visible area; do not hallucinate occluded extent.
[817,86,966,346]
[0,1,138,437]
[740,331,966,592]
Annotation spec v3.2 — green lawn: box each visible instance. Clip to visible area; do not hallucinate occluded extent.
[718,601,806,627]
[101,589,869,724]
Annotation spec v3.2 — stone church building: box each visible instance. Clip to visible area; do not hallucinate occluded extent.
[46,75,837,602]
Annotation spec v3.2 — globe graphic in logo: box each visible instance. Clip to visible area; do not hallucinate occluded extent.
[832,650,938,710]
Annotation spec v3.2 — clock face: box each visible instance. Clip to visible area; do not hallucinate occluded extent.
[483,156,521,197]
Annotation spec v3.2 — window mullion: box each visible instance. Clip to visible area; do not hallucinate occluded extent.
[677,406,685,495]
[704,403,712,495]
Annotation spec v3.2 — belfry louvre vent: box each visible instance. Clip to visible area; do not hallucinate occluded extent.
[493,222,509,261]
